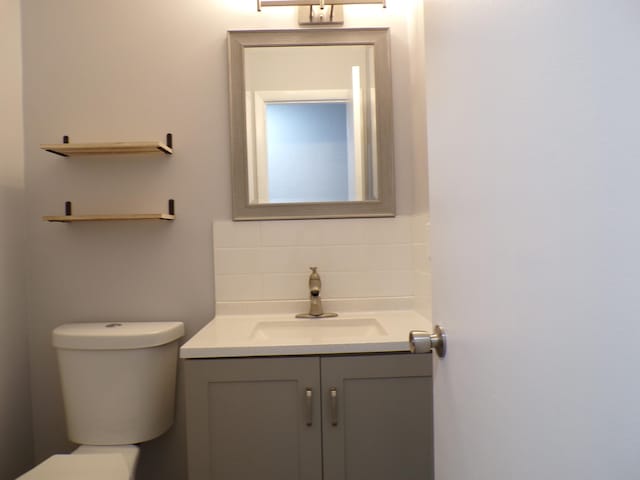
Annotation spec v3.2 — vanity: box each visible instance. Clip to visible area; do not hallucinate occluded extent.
[181,311,434,480]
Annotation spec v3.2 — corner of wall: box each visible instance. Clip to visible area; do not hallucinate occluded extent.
[0,0,34,477]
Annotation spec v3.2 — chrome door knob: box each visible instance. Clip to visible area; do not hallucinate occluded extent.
[409,325,447,358]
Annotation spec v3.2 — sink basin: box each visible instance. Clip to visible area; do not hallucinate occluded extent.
[180,309,432,358]
[250,317,387,341]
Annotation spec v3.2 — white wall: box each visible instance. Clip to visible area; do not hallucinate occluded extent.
[0,0,34,477]
[426,1,640,478]
[245,45,369,91]
[21,2,427,479]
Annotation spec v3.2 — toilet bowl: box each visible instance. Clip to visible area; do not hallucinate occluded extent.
[17,322,184,479]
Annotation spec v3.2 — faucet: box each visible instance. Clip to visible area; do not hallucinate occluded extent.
[296,267,338,318]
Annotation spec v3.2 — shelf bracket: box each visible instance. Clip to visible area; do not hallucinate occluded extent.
[168,198,175,215]
[44,135,70,157]
[166,133,173,149]
[65,201,72,216]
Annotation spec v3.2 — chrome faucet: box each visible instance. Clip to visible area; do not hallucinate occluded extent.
[296,267,337,318]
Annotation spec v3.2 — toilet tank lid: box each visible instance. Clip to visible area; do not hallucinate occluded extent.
[52,322,185,350]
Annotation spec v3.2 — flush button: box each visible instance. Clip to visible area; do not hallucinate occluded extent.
[105,323,123,328]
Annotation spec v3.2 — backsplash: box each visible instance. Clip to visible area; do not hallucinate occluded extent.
[213,216,415,301]
[213,214,431,319]
[411,213,432,320]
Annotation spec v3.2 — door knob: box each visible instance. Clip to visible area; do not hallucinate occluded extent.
[409,325,447,358]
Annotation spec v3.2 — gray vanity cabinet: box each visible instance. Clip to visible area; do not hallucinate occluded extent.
[321,354,433,480]
[184,353,433,480]
[184,356,323,480]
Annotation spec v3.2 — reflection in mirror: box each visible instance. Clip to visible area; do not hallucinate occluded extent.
[245,45,377,204]
[228,29,394,220]
[265,102,351,203]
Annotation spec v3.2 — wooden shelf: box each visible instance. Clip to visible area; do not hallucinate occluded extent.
[43,200,176,223]
[41,142,172,157]
[40,134,173,157]
[43,213,175,223]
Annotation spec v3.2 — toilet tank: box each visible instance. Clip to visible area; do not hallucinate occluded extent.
[52,322,185,446]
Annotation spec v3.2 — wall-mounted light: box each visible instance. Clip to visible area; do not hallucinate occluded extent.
[257,0,386,9]
[257,0,386,25]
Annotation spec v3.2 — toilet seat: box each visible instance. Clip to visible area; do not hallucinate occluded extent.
[17,453,129,479]
[17,451,133,480]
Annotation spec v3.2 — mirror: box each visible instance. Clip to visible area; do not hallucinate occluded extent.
[228,28,395,220]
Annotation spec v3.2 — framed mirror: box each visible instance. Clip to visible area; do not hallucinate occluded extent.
[227,28,395,220]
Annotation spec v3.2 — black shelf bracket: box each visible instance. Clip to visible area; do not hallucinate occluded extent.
[166,133,173,149]
[168,198,175,215]
[65,201,72,216]
[44,136,70,157]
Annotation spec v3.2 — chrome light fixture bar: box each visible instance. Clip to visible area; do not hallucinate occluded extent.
[257,0,386,11]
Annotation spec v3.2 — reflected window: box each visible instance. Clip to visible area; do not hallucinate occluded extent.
[265,102,349,203]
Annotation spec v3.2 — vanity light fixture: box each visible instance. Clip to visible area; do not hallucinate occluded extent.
[256,0,386,11]
[257,0,386,25]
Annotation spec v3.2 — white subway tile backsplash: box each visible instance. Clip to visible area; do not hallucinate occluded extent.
[262,273,309,299]
[411,243,430,273]
[365,270,414,297]
[215,273,263,302]
[260,219,368,246]
[320,272,372,298]
[258,247,304,273]
[365,244,413,271]
[303,220,368,245]
[296,245,369,273]
[216,297,415,316]
[258,221,305,247]
[361,215,412,244]
[411,213,431,244]
[213,220,260,248]
[212,214,430,307]
[413,270,432,321]
[214,248,261,275]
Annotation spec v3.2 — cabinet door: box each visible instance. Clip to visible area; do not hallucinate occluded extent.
[321,353,433,480]
[185,357,322,480]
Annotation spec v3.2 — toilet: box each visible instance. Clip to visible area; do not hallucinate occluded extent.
[18,321,185,479]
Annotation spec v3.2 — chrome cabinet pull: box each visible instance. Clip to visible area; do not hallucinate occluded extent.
[329,387,338,426]
[305,388,313,426]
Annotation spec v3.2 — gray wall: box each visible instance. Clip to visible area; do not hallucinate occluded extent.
[21,2,422,480]
[0,0,34,477]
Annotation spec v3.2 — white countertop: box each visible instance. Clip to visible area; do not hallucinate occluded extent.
[180,310,432,358]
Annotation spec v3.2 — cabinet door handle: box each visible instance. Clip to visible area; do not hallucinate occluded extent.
[329,387,338,426]
[305,388,313,426]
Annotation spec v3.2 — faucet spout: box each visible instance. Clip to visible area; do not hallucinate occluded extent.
[296,267,338,319]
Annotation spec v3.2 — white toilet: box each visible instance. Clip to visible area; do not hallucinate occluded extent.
[18,321,185,480]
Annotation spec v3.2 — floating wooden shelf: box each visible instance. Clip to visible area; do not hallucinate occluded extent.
[43,213,175,223]
[40,134,173,157]
[43,200,175,223]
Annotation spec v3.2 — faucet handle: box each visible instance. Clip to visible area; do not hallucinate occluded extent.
[308,266,321,293]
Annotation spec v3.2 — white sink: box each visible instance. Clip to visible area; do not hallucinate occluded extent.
[250,317,387,341]
[180,310,432,358]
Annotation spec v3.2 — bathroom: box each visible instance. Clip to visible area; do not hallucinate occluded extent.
[4,1,640,479]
